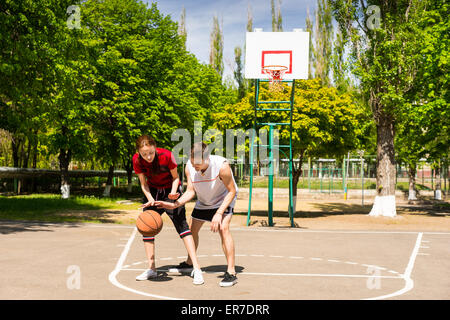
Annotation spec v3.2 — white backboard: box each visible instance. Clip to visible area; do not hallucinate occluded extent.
[244,30,310,80]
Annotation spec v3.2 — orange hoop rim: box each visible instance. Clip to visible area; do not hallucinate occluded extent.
[262,65,289,72]
[262,65,288,82]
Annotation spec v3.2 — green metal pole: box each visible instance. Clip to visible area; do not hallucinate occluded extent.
[288,79,295,227]
[268,125,274,226]
[247,79,259,226]
[319,162,323,193]
[361,156,364,207]
[308,157,311,192]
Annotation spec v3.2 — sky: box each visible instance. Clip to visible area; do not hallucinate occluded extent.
[145,0,317,81]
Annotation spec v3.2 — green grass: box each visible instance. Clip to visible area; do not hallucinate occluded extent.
[0,194,140,223]
[238,177,434,192]
[239,178,377,190]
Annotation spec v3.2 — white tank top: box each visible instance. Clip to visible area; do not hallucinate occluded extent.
[187,155,238,209]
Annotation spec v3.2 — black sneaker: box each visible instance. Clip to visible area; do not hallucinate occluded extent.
[220,272,237,287]
[168,261,193,273]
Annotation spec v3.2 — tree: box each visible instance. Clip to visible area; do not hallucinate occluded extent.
[271,0,283,32]
[410,0,449,200]
[329,0,430,216]
[0,0,85,195]
[212,79,365,201]
[178,7,187,41]
[305,0,333,85]
[209,15,224,77]
[234,46,246,100]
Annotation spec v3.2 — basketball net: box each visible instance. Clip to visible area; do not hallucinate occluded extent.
[262,65,288,92]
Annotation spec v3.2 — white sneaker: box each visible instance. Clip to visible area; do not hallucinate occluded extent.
[191,268,204,285]
[136,269,158,281]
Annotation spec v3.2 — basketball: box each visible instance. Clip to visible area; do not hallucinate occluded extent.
[136,210,163,237]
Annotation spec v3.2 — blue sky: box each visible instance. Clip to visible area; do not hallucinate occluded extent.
[145,0,317,81]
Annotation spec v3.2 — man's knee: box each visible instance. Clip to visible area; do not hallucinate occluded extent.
[219,223,231,236]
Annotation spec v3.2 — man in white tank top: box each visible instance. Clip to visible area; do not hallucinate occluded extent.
[155,142,238,287]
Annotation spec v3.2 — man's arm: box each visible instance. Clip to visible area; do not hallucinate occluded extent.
[210,161,236,232]
[216,161,237,214]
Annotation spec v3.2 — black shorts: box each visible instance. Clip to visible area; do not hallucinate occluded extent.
[141,185,191,241]
[191,206,234,222]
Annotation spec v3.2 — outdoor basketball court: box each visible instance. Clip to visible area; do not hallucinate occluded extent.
[1,219,449,300]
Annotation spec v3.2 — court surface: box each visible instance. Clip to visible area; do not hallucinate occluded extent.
[1,219,449,300]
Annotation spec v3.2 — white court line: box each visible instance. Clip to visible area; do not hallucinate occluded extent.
[107,226,429,300]
[119,268,401,279]
[108,227,182,300]
[83,224,450,235]
[230,227,450,235]
[365,232,423,300]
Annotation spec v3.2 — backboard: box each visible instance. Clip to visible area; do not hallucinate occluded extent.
[244,30,310,80]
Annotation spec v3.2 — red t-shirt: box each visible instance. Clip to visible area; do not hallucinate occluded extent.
[132,148,178,189]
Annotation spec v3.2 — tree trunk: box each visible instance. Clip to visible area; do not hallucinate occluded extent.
[369,113,397,217]
[123,157,133,193]
[59,148,72,199]
[291,150,305,214]
[11,138,20,168]
[435,164,442,200]
[31,139,38,193]
[103,165,114,197]
[407,164,417,201]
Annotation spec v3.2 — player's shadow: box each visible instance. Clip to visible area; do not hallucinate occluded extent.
[148,271,173,282]
[158,264,245,279]
[202,265,245,277]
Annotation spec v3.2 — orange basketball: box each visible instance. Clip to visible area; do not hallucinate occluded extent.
[136,210,163,237]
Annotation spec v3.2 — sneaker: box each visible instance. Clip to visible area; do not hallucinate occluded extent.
[219,272,237,287]
[168,261,193,273]
[191,268,204,285]
[135,269,158,281]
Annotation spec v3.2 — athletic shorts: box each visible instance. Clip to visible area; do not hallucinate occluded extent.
[141,185,191,242]
[191,206,234,222]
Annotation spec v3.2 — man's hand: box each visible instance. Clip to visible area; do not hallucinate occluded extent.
[154,200,178,210]
[210,212,222,233]
[141,199,156,208]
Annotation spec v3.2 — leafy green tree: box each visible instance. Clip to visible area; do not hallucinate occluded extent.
[212,79,365,197]
[0,0,88,195]
[0,0,72,169]
[329,0,432,216]
[271,0,283,32]
[234,46,246,100]
[410,0,449,199]
[209,15,224,77]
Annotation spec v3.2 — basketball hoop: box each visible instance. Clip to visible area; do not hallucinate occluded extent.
[262,65,288,92]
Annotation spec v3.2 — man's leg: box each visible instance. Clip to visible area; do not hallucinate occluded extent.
[182,234,201,270]
[186,218,205,265]
[219,214,235,275]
